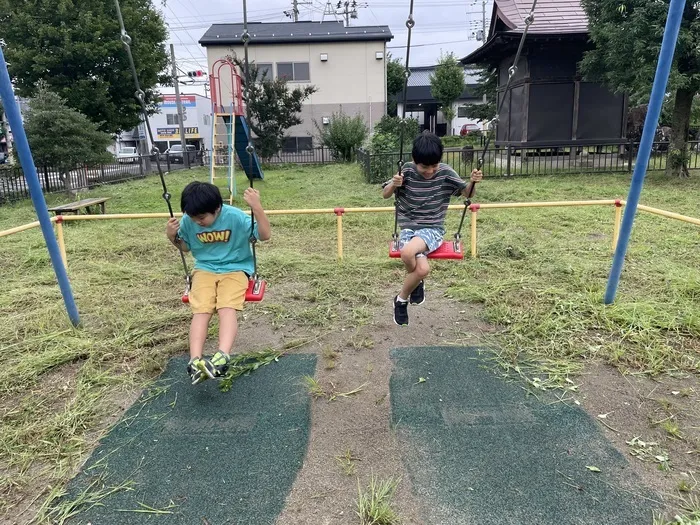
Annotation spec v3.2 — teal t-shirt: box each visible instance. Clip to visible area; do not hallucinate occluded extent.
[178,204,259,275]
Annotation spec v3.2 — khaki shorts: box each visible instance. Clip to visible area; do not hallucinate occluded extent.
[189,270,248,314]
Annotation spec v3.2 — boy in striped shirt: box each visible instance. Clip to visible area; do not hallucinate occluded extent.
[382,131,482,325]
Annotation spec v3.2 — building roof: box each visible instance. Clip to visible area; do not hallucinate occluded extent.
[495,0,588,34]
[462,0,588,64]
[407,65,481,87]
[398,66,481,104]
[199,21,393,46]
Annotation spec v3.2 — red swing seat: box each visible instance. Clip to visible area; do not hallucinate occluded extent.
[181,277,266,303]
[245,277,266,302]
[388,238,464,260]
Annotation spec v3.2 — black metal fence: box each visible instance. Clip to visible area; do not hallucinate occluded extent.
[0,147,341,205]
[358,140,700,183]
[0,153,206,205]
[262,146,338,165]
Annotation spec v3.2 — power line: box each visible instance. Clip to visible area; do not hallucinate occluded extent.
[165,3,207,67]
[387,38,473,49]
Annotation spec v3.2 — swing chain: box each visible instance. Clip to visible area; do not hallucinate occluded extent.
[392,0,416,240]
[396,0,415,170]
[477,0,539,170]
[243,0,260,281]
[114,0,190,288]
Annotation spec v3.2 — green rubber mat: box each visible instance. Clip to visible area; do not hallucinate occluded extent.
[390,347,657,525]
[64,354,316,525]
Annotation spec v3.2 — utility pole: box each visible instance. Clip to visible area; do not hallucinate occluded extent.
[335,1,366,26]
[467,0,489,42]
[284,0,312,22]
[170,44,190,168]
[322,1,340,22]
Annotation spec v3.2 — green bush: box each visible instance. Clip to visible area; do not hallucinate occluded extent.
[374,115,419,145]
[367,132,400,183]
[315,110,368,162]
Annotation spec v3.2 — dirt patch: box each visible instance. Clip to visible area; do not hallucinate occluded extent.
[577,363,700,517]
[267,288,488,525]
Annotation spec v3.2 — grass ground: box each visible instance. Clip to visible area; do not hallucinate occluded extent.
[0,163,698,524]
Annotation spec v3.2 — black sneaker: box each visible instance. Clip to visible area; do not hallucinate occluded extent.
[198,351,231,380]
[187,358,207,385]
[410,281,425,305]
[393,296,409,326]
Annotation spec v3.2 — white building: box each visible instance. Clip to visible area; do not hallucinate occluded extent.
[198,21,393,149]
[117,93,213,154]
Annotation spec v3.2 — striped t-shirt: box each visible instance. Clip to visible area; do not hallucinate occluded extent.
[385,162,468,230]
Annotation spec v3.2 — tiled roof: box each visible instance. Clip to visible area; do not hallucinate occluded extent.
[495,0,588,34]
[199,21,393,46]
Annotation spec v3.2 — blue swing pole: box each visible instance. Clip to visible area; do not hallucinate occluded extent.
[604,0,687,304]
[0,47,81,326]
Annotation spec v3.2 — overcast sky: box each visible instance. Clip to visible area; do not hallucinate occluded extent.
[160,0,492,95]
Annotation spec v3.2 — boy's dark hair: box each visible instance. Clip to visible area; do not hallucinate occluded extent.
[180,181,223,216]
[411,131,443,165]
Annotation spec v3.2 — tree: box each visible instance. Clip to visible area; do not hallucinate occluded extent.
[23,84,112,194]
[430,53,465,135]
[314,109,368,162]
[580,0,700,177]
[234,60,317,160]
[462,66,497,123]
[386,54,405,116]
[0,0,169,135]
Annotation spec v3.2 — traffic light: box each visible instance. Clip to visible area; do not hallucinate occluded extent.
[187,70,204,78]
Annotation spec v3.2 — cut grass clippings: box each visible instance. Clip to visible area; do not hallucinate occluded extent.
[0,164,698,523]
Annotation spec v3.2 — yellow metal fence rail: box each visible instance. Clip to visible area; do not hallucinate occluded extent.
[1,200,699,267]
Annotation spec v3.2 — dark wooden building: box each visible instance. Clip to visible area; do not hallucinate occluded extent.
[462,0,627,146]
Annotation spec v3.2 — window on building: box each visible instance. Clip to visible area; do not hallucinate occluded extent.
[257,63,273,80]
[277,63,293,80]
[297,136,313,150]
[457,105,469,118]
[276,62,310,82]
[294,62,310,81]
[166,113,179,125]
[203,114,210,126]
[282,136,314,152]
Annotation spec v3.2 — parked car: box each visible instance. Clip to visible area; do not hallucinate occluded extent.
[162,144,197,164]
[117,147,138,163]
[460,123,481,136]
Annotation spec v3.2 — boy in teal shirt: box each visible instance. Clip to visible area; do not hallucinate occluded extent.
[166,181,271,384]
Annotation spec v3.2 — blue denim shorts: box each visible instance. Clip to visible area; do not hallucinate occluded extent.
[399,227,445,258]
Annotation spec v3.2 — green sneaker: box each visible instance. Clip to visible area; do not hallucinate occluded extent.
[187,358,207,385]
[198,351,231,380]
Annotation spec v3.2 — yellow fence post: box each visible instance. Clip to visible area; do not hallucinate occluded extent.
[612,199,623,253]
[334,207,344,260]
[469,203,479,258]
[55,216,68,269]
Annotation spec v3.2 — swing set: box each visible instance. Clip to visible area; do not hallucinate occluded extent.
[0,0,689,331]
[115,0,265,303]
[387,0,538,260]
